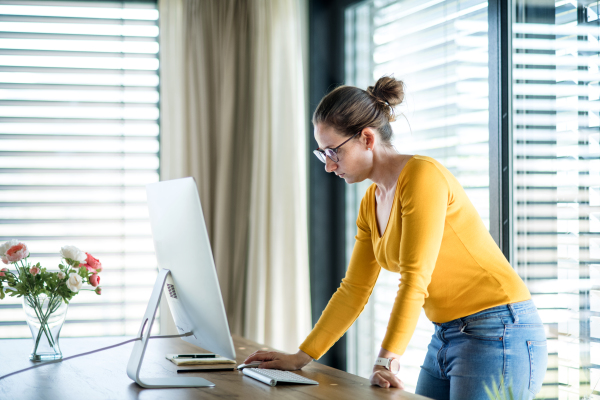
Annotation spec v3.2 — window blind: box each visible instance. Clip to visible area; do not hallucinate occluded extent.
[344,0,489,391]
[513,1,600,398]
[0,0,160,339]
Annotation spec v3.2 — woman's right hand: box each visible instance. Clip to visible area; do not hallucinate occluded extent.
[370,366,404,389]
[243,349,313,371]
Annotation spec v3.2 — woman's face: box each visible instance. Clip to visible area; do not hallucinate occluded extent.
[314,123,373,184]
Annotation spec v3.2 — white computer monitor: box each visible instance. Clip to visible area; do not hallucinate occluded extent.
[126,177,236,388]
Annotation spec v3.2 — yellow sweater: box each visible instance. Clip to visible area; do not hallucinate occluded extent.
[299,155,530,359]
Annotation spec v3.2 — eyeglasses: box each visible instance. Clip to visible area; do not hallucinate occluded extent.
[313,131,361,164]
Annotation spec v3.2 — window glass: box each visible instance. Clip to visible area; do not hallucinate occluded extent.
[345,0,489,390]
[0,0,160,338]
[513,0,600,397]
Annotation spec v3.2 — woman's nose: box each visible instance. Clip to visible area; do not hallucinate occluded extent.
[324,158,337,173]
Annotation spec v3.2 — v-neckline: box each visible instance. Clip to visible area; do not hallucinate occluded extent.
[373,156,414,239]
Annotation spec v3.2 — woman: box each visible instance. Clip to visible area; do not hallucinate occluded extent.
[243,76,548,400]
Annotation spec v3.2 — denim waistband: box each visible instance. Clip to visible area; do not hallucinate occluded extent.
[433,299,537,327]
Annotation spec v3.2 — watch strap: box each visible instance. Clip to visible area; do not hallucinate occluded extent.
[375,357,390,369]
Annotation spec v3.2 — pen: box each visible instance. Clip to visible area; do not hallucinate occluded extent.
[177,367,234,373]
[174,354,216,358]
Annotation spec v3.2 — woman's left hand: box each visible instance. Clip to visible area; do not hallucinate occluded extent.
[243,349,312,371]
[370,366,405,389]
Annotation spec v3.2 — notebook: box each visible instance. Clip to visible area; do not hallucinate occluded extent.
[165,354,236,366]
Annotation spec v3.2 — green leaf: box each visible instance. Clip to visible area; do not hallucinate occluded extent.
[0,285,4,300]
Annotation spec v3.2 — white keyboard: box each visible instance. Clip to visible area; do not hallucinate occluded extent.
[242,368,319,387]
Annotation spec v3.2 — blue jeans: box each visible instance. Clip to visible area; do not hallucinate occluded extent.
[415,300,547,400]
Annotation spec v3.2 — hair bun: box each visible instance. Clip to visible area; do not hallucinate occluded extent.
[366,76,405,122]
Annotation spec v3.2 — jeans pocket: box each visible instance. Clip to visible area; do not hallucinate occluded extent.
[527,340,547,395]
[460,317,505,341]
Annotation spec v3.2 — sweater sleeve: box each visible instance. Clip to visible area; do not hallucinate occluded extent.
[299,190,381,360]
[381,160,449,355]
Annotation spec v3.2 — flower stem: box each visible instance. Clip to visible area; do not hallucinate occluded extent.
[29,295,58,354]
[28,297,48,353]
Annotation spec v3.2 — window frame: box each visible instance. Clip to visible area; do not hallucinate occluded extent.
[489,0,513,261]
[308,0,364,370]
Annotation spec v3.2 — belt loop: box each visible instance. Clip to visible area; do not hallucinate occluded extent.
[508,303,519,324]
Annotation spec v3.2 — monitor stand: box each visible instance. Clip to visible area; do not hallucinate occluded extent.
[126,268,215,388]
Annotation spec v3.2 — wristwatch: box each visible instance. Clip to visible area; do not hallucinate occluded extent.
[375,357,400,374]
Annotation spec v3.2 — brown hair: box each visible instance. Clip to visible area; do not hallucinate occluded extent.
[312,76,405,146]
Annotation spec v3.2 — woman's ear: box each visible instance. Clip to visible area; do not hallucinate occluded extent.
[361,128,376,150]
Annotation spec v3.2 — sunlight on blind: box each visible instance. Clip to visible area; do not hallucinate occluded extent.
[0,0,160,339]
[345,0,488,391]
[513,0,600,397]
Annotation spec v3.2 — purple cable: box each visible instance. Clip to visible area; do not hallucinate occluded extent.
[0,331,193,381]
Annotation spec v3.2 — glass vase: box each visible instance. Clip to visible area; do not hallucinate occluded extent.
[22,294,68,361]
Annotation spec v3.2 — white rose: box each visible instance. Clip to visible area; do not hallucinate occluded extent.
[60,245,86,263]
[0,239,19,264]
[66,273,83,292]
[57,271,66,279]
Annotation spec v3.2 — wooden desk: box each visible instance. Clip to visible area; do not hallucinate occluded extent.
[0,334,429,399]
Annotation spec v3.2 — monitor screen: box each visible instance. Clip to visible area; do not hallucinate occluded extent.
[146,177,236,361]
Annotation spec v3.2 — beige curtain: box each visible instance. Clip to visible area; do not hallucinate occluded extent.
[159,0,311,353]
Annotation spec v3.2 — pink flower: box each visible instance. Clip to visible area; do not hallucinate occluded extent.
[29,267,40,276]
[95,287,102,295]
[0,267,7,277]
[89,273,100,287]
[5,243,28,263]
[0,272,4,277]
[85,253,102,272]
[0,240,19,264]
